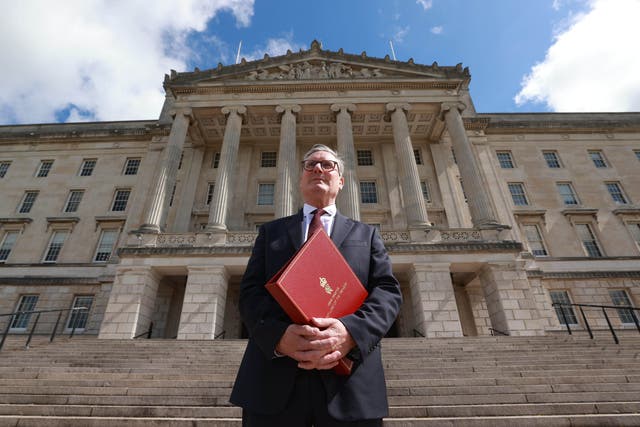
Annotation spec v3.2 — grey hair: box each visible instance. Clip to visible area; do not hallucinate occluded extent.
[302,144,344,175]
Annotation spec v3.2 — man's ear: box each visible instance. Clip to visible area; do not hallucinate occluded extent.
[338,176,345,189]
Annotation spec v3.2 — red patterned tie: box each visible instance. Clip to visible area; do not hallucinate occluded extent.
[308,209,326,238]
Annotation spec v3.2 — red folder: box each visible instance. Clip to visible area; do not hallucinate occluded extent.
[265,229,368,375]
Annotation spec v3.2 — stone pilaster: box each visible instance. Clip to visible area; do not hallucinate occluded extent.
[98,266,161,339]
[206,106,246,231]
[331,103,361,221]
[409,263,463,338]
[478,262,546,336]
[275,104,301,218]
[138,109,191,233]
[173,146,204,232]
[442,103,498,227]
[177,266,229,340]
[386,103,430,228]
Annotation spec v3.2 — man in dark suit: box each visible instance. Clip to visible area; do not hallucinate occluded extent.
[230,144,402,426]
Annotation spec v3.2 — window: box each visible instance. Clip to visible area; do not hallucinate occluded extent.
[605,182,628,204]
[508,183,529,206]
[421,181,431,202]
[18,191,38,213]
[64,190,84,213]
[627,222,640,249]
[212,152,220,168]
[360,181,378,204]
[261,152,277,168]
[557,183,579,205]
[413,149,423,165]
[123,158,141,175]
[257,183,275,205]
[0,161,11,178]
[549,291,578,326]
[66,296,94,331]
[357,150,374,166]
[111,189,131,212]
[169,184,176,207]
[635,150,640,161]
[94,230,118,262]
[0,231,19,262]
[588,150,608,168]
[496,151,515,168]
[206,183,215,205]
[609,290,637,325]
[79,159,96,176]
[10,295,39,331]
[575,223,603,257]
[43,231,68,263]
[523,224,548,256]
[36,160,53,177]
[543,151,562,168]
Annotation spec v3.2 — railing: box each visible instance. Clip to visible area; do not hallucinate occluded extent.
[489,327,510,336]
[552,302,640,344]
[0,307,88,351]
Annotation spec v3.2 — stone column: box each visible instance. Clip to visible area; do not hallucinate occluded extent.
[409,263,463,338]
[177,266,229,340]
[173,146,204,232]
[275,104,301,218]
[386,103,430,228]
[138,109,191,233]
[478,262,546,336]
[98,266,161,339]
[442,103,498,227]
[331,103,361,221]
[206,106,246,231]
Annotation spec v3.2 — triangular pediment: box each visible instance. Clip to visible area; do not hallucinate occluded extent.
[165,40,469,88]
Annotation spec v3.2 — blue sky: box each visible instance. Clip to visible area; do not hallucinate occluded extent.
[1,0,638,125]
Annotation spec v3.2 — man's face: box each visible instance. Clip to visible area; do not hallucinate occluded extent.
[300,150,344,208]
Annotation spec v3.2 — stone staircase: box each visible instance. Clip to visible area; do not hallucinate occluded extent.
[0,333,639,426]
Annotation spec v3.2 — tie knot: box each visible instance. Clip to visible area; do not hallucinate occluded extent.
[312,209,326,217]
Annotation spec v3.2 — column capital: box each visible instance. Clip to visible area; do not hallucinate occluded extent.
[385,102,411,113]
[221,105,247,116]
[168,108,193,121]
[275,104,301,114]
[439,102,467,119]
[330,103,357,114]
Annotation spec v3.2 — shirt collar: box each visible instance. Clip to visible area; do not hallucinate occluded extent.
[303,203,337,218]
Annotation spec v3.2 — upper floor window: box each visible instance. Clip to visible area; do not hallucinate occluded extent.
[413,149,423,165]
[575,223,603,257]
[212,152,220,168]
[111,189,131,212]
[10,295,39,331]
[257,183,275,205]
[0,231,19,262]
[508,183,529,206]
[66,295,94,331]
[543,151,562,168]
[94,230,118,262]
[36,160,54,177]
[357,150,374,166]
[549,291,578,326]
[627,222,640,249]
[360,181,378,204]
[522,224,548,256]
[18,191,38,213]
[123,158,141,175]
[556,183,579,205]
[43,230,68,263]
[0,161,11,178]
[206,183,215,205]
[635,150,640,161]
[496,151,515,169]
[421,181,431,203]
[609,290,637,325]
[261,152,277,168]
[79,159,96,176]
[64,190,84,213]
[605,182,628,204]
[588,150,608,168]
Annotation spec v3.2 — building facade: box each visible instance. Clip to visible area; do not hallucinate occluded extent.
[1,41,639,341]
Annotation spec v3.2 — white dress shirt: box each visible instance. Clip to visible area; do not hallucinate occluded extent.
[302,203,337,241]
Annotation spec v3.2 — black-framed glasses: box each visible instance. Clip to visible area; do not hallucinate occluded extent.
[301,160,339,172]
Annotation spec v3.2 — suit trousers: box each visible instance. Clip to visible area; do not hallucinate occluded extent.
[241,369,383,427]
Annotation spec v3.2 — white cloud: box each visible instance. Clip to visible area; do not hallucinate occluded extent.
[515,0,640,112]
[242,34,305,61]
[430,26,443,35]
[393,26,410,43]
[0,0,255,124]
[416,0,433,11]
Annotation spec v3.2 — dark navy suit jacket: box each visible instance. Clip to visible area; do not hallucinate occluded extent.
[230,210,402,421]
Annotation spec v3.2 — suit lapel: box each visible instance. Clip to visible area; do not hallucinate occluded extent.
[331,212,354,249]
[287,210,305,251]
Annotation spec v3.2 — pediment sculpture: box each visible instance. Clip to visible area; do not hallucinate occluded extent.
[245,61,385,81]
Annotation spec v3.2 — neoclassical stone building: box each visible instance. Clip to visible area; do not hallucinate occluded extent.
[1,41,639,340]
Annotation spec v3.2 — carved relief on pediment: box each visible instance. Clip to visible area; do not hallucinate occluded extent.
[245,61,385,81]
